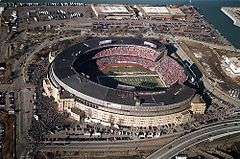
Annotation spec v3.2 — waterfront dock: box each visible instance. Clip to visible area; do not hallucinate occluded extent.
[221,7,240,28]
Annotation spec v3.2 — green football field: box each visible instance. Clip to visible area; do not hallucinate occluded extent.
[103,65,153,75]
[99,65,166,89]
[98,75,165,89]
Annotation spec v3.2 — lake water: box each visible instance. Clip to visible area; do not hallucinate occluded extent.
[1,0,240,48]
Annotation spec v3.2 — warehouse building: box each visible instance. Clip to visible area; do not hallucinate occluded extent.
[91,4,136,20]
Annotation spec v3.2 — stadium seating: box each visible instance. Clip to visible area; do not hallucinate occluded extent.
[94,46,161,61]
[155,57,187,85]
[92,46,187,86]
[96,56,156,71]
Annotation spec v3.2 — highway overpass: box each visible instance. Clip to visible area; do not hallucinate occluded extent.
[147,120,240,159]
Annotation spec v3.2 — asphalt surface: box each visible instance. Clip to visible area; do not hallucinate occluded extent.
[36,120,240,156]
[147,120,240,159]
[14,35,81,159]
[20,35,81,83]
[0,112,15,159]
[172,36,240,107]
[38,133,183,152]
[5,25,238,159]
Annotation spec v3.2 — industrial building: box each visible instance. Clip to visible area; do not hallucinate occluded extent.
[137,6,185,19]
[91,4,135,19]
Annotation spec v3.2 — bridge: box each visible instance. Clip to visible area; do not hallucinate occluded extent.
[147,119,240,159]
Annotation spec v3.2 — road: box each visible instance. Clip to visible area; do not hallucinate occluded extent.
[173,38,240,107]
[147,120,240,159]
[35,120,240,155]
[0,111,15,159]
[158,32,239,52]
[9,24,239,158]
[37,133,184,153]
[14,35,81,159]
[20,35,81,83]
[179,42,240,106]
[175,35,240,52]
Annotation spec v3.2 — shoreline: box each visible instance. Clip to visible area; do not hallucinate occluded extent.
[221,7,240,28]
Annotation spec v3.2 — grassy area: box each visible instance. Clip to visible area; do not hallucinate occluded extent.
[116,76,164,88]
[99,65,166,89]
[99,76,165,89]
[104,65,152,75]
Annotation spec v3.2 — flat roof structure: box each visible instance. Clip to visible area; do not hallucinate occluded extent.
[97,5,129,13]
[0,7,4,15]
[141,6,170,15]
[138,6,185,19]
[168,7,185,16]
[0,63,6,71]
[225,57,240,75]
[91,4,135,19]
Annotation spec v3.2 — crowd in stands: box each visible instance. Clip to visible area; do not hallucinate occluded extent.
[156,57,187,85]
[94,46,161,61]
[74,45,188,88]
[96,55,156,71]
[94,51,187,86]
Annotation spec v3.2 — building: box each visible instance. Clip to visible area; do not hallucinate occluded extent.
[168,7,186,18]
[58,90,75,112]
[137,6,185,19]
[0,63,6,71]
[0,7,4,27]
[43,78,59,101]
[46,37,203,127]
[174,154,188,159]
[224,56,240,75]
[190,95,206,114]
[91,4,135,20]
[138,6,171,19]
[43,77,196,127]
[0,63,6,77]
[74,101,193,127]
[44,75,197,127]
[48,51,57,64]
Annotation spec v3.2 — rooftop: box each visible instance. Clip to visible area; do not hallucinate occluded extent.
[191,94,204,103]
[0,63,6,71]
[0,7,4,15]
[60,89,75,99]
[230,57,240,67]
[92,4,129,14]
[168,7,185,16]
[142,6,170,14]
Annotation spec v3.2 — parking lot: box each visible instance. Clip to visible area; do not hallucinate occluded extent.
[17,5,93,25]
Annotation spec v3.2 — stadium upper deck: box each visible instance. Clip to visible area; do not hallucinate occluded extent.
[49,37,195,112]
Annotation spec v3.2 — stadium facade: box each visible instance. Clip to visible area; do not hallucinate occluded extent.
[44,37,206,127]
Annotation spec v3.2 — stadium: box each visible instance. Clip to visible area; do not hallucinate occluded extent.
[47,37,203,127]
